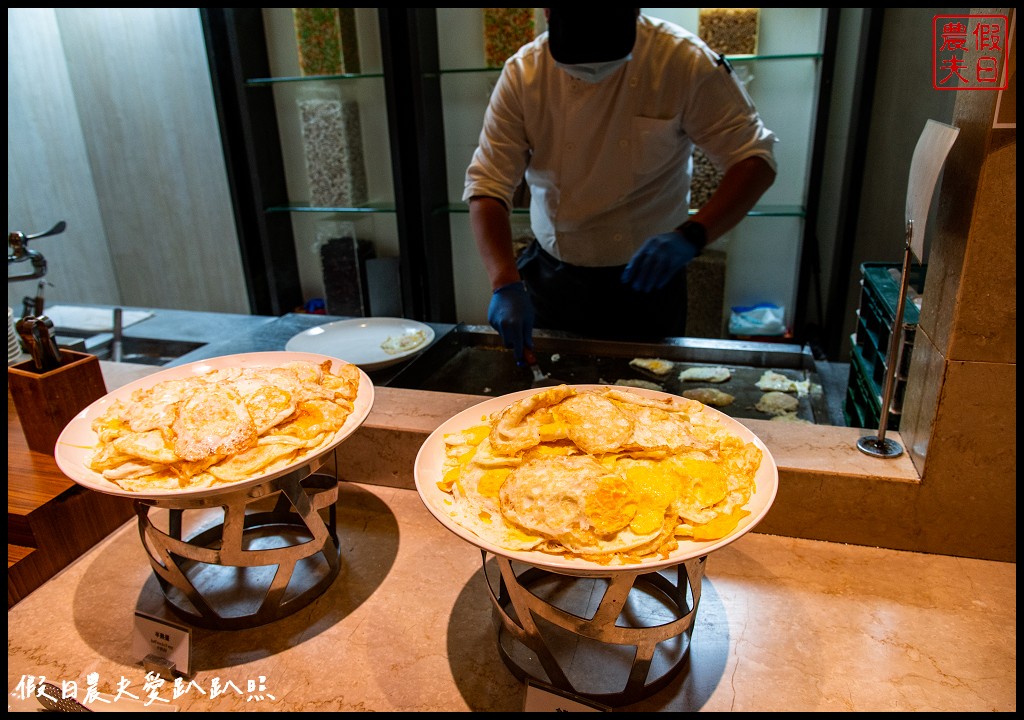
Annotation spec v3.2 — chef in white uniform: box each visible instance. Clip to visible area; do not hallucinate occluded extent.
[464,8,778,361]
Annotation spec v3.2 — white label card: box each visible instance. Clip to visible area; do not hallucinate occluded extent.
[523,679,610,712]
[133,612,192,678]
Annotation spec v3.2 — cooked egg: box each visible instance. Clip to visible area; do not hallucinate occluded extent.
[682,387,735,407]
[615,378,663,391]
[618,458,682,535]
[671,457,729,524]
[381,330,427,355]
[172,384,256,462]
[499,455,663,556]
[241,383,296,435]
[755,391,799,416]
[86,360,360,492]
[438,385,763,563]
[552,392,634,454]
[679,366,732,383]
[755,370,811,397]
[629,357,675,376]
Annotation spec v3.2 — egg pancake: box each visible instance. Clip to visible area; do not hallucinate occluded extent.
[86,360,360,492]
[679,366,732,383]
[628,357,675,376]
[173,383,257,461]
[682,387,735,407]
[755,370,811,396]
[755,391,799,416]
[551,392,633,454]
[438,385,762,565]
[615,378,663,391]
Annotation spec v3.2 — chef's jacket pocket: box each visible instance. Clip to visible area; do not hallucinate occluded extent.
[631,115,682,176]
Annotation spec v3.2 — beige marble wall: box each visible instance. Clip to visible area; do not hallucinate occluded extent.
[949,137,1016,364]
[898,43,1016,561]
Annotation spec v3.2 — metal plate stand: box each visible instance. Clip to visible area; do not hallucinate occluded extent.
[134,461,341,630]
[484,552,707,706]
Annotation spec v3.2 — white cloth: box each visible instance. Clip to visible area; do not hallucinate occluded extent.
[463,14,778,267]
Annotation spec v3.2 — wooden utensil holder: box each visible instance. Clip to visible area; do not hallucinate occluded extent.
[8,350,107,455]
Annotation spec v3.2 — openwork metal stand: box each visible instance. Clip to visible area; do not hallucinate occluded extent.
[483,551,707,706]
[134,458,341,630]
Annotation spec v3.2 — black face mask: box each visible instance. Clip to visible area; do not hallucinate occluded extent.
[546,8,638,65]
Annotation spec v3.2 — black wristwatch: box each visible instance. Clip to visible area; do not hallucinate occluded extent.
[675,220,708,252]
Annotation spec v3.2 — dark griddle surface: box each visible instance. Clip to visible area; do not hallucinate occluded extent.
[387,327,826,424]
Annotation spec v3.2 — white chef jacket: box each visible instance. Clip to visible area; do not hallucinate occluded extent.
[463,14,779,267]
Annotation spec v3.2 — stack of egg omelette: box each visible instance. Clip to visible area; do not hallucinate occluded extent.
[86,360,361,492]
[439,385,762,565]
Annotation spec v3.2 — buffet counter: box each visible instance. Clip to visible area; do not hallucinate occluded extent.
[7,503,1016,713]
[7,357,1015,711]
[7,304,957,564]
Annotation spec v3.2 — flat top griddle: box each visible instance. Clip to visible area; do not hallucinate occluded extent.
[385,325,828,424]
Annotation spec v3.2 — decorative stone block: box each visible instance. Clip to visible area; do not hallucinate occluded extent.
[483,8,536,68]
[298,90,369,208]
[690,147,724,210]
[698,8,760,55]
[293,8,360,76]
[336,8,361,74]
[319,222,375,317]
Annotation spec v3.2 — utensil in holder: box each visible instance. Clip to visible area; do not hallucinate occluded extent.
[8,350,107,455]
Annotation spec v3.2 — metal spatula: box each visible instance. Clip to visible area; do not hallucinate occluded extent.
[522,347,563,388]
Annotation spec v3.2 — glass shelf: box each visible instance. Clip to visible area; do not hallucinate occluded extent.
[439,52,822,75]
[743,204,806,217]
[722,52,822,63]
[266,201,396,214]
[442,203,805,217]
[246,71,384,87]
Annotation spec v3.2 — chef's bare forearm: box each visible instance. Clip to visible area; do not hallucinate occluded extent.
[688,155,776,245]
[469,195,522,290]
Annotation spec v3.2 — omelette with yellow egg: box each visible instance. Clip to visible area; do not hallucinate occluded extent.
[85,359,361,492]
[437,385,763,565]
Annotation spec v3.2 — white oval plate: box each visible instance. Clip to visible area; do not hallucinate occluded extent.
[414,385,779,577]
[285,317,434,371]
[54,351,374,500]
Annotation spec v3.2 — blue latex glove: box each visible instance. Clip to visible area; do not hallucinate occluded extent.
[488,281,535,363]
[621,228,703,293]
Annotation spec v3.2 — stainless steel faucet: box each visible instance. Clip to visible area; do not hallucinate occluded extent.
[8,220,66,283]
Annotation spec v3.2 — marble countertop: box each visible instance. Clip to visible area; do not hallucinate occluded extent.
[7,361,1016,712]
[6,481,1015,712]
[10,307,1013,710]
